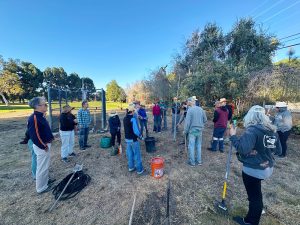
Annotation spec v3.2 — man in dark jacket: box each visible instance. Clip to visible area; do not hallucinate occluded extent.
[108,110,121,154]
[27,97,55,194]
[208,98,230,152]
[59,105,77,163]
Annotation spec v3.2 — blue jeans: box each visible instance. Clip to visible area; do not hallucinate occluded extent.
[153,115,161,132]
[172,113,180,132]
[79,127,89,148]
[28,139,37,179]
[211,127,226,151]
[126,141,143,173]
[139,119,148,136]
[188,131,203,165]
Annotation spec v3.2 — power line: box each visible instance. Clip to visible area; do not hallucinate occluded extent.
[263,0,300,23]
[279,32,300,40]
[277,42,300,50]
[281,36,300,44]
[253,0,284,20]
[248,0,270,16]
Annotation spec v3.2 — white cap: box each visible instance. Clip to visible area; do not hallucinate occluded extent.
[275,102,287,108]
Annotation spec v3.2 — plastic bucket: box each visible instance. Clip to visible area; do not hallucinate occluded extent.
[145,137,156,153]
[100,136,111,148]
[151,157,164,179]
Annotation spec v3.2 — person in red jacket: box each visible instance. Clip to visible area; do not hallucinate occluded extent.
[152,102,161,133]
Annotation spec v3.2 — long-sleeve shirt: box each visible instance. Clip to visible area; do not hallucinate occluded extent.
[77,108,91,128]
[27,111,54,150]
[184,106,207,134]
[60,113,77,131]
[152,105,161,116]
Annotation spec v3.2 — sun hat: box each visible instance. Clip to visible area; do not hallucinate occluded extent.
[220,98,227,103]
[128,103,135,112]
[62,105,74,113]
[187,97,195,102]
[109,110,117,116]
[275,102,287,108]
[192,96,198,100]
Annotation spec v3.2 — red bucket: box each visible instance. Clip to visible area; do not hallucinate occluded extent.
[151,157,164,179]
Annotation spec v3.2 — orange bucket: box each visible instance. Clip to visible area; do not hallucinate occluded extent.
[151,157,164,179]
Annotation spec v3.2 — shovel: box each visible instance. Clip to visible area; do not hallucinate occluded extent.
[47,164,83,212]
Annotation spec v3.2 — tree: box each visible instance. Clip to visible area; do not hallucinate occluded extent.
[106,80,122,102]
[0,70,23,105]
[43,67,68,88]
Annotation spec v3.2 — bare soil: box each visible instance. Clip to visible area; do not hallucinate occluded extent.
[0,111,299,225]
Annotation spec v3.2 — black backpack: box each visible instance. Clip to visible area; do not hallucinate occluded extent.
[52,171,91,200]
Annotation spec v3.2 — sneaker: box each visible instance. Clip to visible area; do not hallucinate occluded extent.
[80,147,86,151]
[137,169,148,175]
[19,140,28,144]
[38,184,54,194]
[48,178,56,185]
[232,216,252,225]
[207,147,217,152]
[61,158,69,163]
[128,167,136,172]
[219,149,224,153]
[69,152,76,157]
[196,161,202,166]
[186,161,195,167]
[84,145,91,148]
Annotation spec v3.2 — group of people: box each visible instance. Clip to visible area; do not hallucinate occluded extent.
[22,96,293,225]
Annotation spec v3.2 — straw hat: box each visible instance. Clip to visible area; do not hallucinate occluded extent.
[275,102,287,108]
[128,103,135,112]
[109,110,117,116]
[62,105,74,113]
[220,98,227,103]
[192,96,198,100]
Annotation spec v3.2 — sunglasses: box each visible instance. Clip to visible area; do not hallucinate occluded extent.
[39,103,48,107]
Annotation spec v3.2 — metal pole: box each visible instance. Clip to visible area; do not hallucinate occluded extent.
[101,89,106,130]
[47,86,53,130]
[65,91,68,105]
[59,89,62,113]
[173,73,181,141]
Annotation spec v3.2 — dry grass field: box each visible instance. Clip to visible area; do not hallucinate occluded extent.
[0,111,299,225]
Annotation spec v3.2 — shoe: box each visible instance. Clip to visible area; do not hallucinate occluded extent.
[69,152,76,157]
[19,140,28,144]
[232,216,252,225]
[80,147,86,151]
[277,155,286,159]
[48,178,56,185]
[84,145,91,148]
[129,167,136,172]
[137,169,148,175]
[186,161,195,167]
[196,161,202,166]
[61,157,69,163]
[38,184,54,194]
[207,148,217,152]
[219,149,224,153]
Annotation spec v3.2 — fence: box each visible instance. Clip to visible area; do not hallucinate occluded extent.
[47,87,106,132]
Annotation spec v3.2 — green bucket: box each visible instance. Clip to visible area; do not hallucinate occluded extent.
[100,136,112,148]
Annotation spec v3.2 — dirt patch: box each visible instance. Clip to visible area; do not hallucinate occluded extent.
[0,111,299,225]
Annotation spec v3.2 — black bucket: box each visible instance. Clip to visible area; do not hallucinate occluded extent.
[145,137,156,153]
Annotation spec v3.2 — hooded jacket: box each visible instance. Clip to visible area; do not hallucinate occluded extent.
[230,124,282,170]
[273,108,293,132]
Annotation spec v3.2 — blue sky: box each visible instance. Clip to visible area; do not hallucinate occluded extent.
[0,0,299,89]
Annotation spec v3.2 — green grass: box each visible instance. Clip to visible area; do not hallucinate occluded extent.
[0,101,124,114]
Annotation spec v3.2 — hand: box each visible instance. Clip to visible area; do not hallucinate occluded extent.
[74,119,78,123]
[229,124,237,136]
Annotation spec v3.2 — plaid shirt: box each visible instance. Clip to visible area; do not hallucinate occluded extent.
[77,108,91,128]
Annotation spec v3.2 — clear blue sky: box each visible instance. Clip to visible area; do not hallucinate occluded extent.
[0,0,299,89]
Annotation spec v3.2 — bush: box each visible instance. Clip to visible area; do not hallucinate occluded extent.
[291,125,300,135]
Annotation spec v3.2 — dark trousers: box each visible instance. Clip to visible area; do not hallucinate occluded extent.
[139,119,148,136]
[79,127,89,148]
[277,130,290,157]
[153,115,161,132]
[242,171,263,225]
[111,131,121,146]
[211,127,226,151]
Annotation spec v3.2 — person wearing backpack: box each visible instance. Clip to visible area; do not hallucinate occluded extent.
[108,110,121,154]
[230,105,282,225]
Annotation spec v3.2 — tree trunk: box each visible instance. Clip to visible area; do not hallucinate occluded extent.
[0,92,9,106]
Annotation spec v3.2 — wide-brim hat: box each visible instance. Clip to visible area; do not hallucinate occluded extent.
[187,97,195,102]
[127,103,135,112]
[220,98,227,103]
[109,110,117,116]
[192,96,198,100]
[62,105,74,113]
[275,102,287,108]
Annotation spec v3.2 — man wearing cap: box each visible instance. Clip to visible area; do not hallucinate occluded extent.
[270,102,293,158]
[184,97,207,166]
[77,100,92,150]
[123,104,145,175]
[59,105,77,163]
[27,97,55,193]
[208,98,230,152]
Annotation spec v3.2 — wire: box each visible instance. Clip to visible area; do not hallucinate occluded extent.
[281,36,300,44]
[279,32,300,40]
[248,0,271,16]
[253,0,284,20]
[277,42,300,50]
[263,0,300,23]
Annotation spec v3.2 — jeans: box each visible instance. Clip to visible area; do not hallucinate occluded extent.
[60,130,75,158]
[163,110,167,130]
[139,119,148,136]
[242,171,263,225]
[153,115,161,132]
[171,113,180,132]
[188,131,203,165]
[27,139,37,179]
[79,127,89,148]
[211,127,226,151]
[111,130,121,146]
[277,130,291,157]
[33,143,51,193]
[126,141,143,173]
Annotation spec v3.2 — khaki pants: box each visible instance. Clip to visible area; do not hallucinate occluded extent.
[33,143,51,193]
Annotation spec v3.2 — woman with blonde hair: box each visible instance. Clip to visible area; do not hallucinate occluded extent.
[230,105,282,225]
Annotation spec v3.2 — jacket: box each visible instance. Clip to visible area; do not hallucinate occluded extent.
[27,111,54,150]
[184,106,207,134]
[213,106,229,128]
[109,115,121,133]
[60,112,77,131]
[230,124,282,170]
[273,109,293,132]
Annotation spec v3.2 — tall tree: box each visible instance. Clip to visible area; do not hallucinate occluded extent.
[106,80,122,102]
[0,70,23,105]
